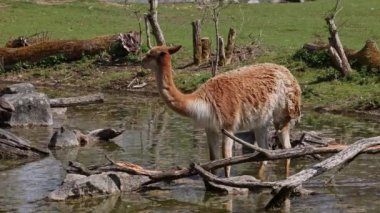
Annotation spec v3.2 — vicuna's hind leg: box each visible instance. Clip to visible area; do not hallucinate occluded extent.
[222,133,234,177]
[254,126,268,180]
[278,123,291,177]
[206,128,219,174]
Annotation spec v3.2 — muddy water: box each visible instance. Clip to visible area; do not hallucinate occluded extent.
[0,87,379,212]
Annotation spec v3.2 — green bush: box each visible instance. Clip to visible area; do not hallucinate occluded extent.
[293,48,331,68]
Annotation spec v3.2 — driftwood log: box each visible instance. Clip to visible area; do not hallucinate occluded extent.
[68,135,380,182]
[0,32,140,67]
[67,134,380,208]
[49,93,104,108]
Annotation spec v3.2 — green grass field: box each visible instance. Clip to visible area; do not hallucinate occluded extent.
[0,0,379,111]
[1,0,379,51]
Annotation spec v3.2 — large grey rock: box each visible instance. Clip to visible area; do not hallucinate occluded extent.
[0,91,53,126]
[49,172,149,201]
[49,127,79,148]
[1,83,35,94]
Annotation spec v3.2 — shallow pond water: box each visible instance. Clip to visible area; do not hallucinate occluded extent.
[0,86,379,212]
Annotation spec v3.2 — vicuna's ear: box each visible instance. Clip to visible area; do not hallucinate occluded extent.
[168,45,182,55]
[159,52,167,57]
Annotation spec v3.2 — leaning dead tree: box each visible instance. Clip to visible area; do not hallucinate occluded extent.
[325,0,351,76]
[146,0,165,46]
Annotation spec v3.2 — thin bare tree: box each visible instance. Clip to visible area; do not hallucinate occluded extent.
[146,0,166,46]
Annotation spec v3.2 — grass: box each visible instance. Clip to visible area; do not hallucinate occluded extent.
[0,0,380,111]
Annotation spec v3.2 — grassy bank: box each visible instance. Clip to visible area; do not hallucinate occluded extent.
[0,0,379,111]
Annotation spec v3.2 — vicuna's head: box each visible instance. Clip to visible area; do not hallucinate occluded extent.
[141,45,182,71]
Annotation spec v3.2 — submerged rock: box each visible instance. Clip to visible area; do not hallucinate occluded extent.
[48,127,124,149]
[0,128,49,159]
[49,127,79,148]
[49,172,149,201]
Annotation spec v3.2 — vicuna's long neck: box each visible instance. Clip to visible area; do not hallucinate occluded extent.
[155,56,192,117]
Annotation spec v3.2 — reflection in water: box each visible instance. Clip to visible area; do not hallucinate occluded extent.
[0,88,379,212]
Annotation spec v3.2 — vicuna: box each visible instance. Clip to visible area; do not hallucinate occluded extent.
[142,45,301,177]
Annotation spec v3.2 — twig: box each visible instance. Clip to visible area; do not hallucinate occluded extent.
[222,129,272,156]
[127,78,138,88]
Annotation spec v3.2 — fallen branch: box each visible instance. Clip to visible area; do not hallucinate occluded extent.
[222,129,273,155]
[265,136,380,209]
[68,137,380,187]
[49,93,104,107]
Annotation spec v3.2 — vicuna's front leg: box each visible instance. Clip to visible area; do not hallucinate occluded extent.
[254,126,269,180]
[222,133,234,177]
[278,124,291,177]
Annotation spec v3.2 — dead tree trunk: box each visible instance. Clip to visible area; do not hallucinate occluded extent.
[325,0,351,76]
[0,33,140,67]
[225,28,236,65]
[147,0,165,46]
[218,36,226,66]
[144,14,152,49]
[211,7,220,77]
[49,93,104,108]
[201,38,211,63]
[192,20,202,65]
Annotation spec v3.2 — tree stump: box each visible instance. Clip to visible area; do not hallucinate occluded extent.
[201,37,211,64]
[218,36,226,66]
[225,28,236,65]
[349,40,380,72]
[192,20,202,65]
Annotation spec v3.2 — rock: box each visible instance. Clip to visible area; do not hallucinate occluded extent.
[0,97,15,113]
[203,175,258,195]
[51,107,67,128]
[1,83,35,95]
[0,128,49,159]
[48,127,124,148]
[0,91,53,126]
[48,127,79,148]
[87,128,124,141]
[49,172,149,201]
